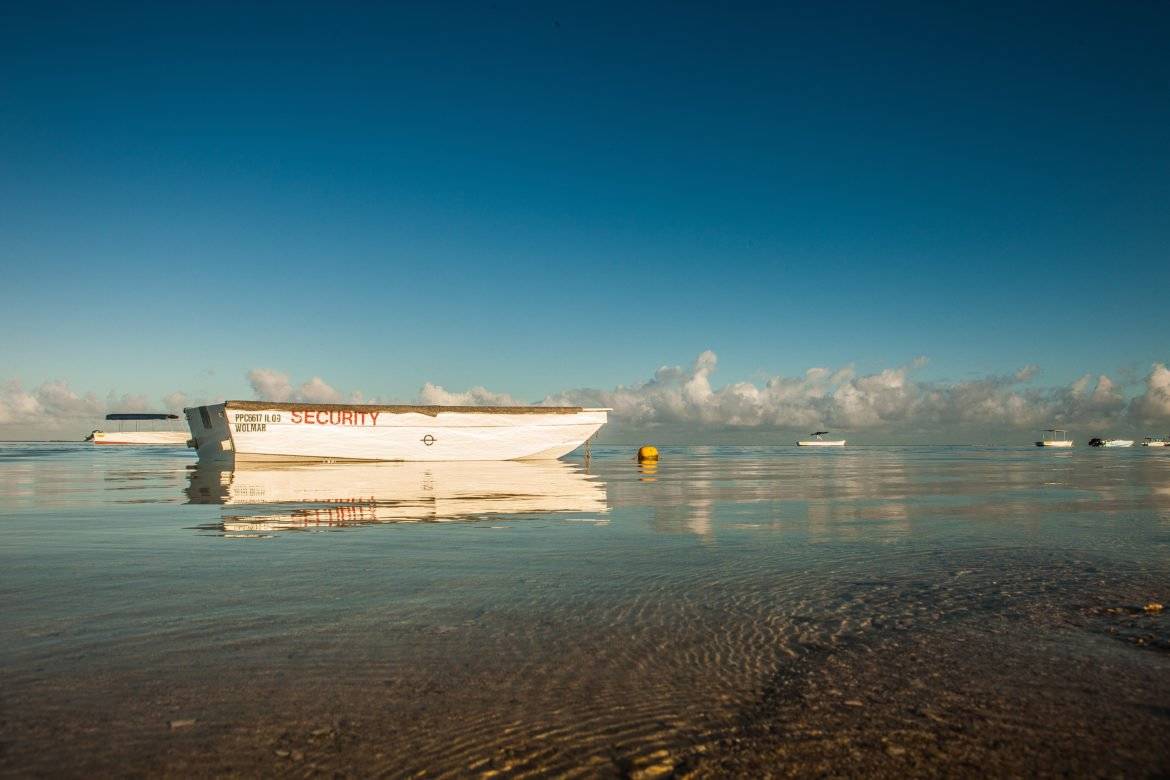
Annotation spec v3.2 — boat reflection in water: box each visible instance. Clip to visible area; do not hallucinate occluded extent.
[186,460,608,535]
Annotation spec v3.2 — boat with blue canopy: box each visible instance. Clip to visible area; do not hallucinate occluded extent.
[86,413,189,446]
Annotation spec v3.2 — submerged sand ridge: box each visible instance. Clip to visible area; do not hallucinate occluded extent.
[1,444,1168,776]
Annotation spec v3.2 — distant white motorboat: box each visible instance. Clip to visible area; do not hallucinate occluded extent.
[797,431,846,447]
[1088,438,1134,448]
[1035,429,1073,447]
[1141,437,1168,447]
[185,401,608,463]
[86,413,189,446]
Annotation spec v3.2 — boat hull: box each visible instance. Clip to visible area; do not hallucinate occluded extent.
[1035,440,1074,447]
[185,402,608,463]
[1142,441,1168,447]
[90,431,190,446]
[797,440,846,447]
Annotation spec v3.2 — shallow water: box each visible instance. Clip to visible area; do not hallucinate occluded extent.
[2,443,1169,776]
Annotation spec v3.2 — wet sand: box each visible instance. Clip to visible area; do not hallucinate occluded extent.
[1,445,1168,776]
[684,557,1170,778]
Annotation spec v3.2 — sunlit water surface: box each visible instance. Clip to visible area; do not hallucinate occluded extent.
[2,444,1169,776]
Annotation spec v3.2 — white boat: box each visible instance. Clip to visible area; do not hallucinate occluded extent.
[1089,438,1134,448]
[184,401,609,463]
[1035,429,1074,447]
[86,413,189,446]
[186,459,608,532]
[1141,437,1168,447]
[797,431,846,447]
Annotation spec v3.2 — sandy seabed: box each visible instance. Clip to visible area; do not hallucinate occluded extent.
[2,444,1169,777]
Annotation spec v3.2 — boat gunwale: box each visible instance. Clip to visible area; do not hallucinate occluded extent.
[215,401,609,417]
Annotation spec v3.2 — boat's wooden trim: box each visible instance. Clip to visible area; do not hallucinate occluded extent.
[224,400,586,416]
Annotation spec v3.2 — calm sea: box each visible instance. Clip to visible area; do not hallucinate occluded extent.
[2,443,1168,776]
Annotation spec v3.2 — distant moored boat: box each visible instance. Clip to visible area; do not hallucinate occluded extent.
[86,413,189,445]
[797,431,846,447]
[1035,429,1073,447]
[1088,438,1134,448]
[184,401,609,463]
[1141,437,1168,447]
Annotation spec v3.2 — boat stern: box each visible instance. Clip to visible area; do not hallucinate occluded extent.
[184,403,235,461]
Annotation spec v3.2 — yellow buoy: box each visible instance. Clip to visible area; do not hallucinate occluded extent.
[637,445,659,463]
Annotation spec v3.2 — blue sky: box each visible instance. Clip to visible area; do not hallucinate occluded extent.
[1,1,1167,435]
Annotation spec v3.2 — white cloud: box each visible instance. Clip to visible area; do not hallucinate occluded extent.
[0,381,42,424]
[545,351,1163,434]
[417,382,520,406]
[546,352,928,429]
[1130,363,1170,421]
[247,368,295,402]
[1070,374,1093,398]
[1089,375,1123,408]
[0,381,205,435]
[297,377,343,404]
[247,369,350,404]
[1015,364,1039,382]
[0,379,104,426]
[242,372,523,408]
[162,391,189,413]
[106,393,152,413]
[5,353,1169,440]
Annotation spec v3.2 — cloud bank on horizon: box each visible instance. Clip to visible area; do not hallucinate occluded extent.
[2,351,1169,440]
[545,352,1170,434]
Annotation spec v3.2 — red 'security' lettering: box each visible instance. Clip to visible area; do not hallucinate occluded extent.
[287,409,380,426]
